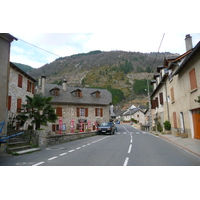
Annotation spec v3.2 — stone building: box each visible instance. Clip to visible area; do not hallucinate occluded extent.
[0,34,17,154]
[8,62,37,130]
[37,76,112,133]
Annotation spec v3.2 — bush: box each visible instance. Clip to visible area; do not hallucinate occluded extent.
[163,121,171,130]
[157,122,163,132]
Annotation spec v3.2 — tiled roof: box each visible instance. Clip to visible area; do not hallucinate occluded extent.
[44,83,112,105]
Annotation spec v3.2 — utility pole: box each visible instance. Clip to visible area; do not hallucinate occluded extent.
[147,79,152,131]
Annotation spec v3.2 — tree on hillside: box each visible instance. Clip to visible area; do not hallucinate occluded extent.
[133,79,153,95]
[18,95,58,130]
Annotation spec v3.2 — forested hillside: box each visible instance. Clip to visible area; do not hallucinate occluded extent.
[28,50,177,107]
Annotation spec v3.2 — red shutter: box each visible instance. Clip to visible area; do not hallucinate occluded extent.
[18,74,23,88]
[189,68,197,90]
[85,108,88,117]
[52,124,56,132]
[171,88,175,102]
[173,112,177,128]
[17,99,22,113]
[100,108,103,117]
[155,97,158,108]
[95,108,98,116]
[56,107,62,117]
[8,96,12,110]
[32,83,35,94]
[159,93,163,105]
[77,108,80,117]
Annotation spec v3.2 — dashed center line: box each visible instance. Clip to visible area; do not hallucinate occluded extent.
[128,144,132,154]
[68,149,75,153]
[59,152,67,156]
[123,157,129,166]
[48,156,58,161]
[32,161,45,166]
[76,147,81,150]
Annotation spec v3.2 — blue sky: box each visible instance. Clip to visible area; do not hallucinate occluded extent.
[10,33,200,68]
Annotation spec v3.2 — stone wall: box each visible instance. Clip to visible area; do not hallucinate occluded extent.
[33,130,97,147]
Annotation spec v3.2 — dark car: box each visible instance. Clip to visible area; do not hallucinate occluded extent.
[97,122,116,135]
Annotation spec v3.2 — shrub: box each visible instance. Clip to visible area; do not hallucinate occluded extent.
[163,121,171,130]
[157,122,163,132]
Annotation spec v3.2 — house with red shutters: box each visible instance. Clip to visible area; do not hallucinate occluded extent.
[36,76,112,134]
[151,34,200,139]
[7,62,37,130]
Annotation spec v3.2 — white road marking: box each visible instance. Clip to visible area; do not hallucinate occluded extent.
[59,152,67,156]
[32,162,45,166]
[128,144,132,153]
[48,156,58,161]
[68,149,75,153]
[130,139,133,143]
[82,145,86,147]
[143,132,146,134]
[123,132,127,134]
[136,132,140,134]
[87,143,91,145]
[76,147,81,149]
[123,157,129,166]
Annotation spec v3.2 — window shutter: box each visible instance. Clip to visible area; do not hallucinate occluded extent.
[189,68,197,90]
[52,124,56,132]
[95,108,98,116]
[32,83,35,94]
[170,87,175,102]
[17,99,22,113]
[18,74,23,88]
[56,107,62,117]
[77,108,80,117]
[85,108,88,117]
[8,96,11,111]
[80,91,82,98]
[173,112,177,128]
[100,108,103,117]
[159,93,163,105]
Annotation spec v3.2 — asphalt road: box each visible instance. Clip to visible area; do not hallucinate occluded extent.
[1,124,200,166]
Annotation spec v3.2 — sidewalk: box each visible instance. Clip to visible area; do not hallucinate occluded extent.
[151,131,200,157]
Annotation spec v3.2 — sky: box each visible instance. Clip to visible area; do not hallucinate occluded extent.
[10,33,200,68]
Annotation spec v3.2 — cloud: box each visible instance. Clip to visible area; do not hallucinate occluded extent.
[10,33,200,68]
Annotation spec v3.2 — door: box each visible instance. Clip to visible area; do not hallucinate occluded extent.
[192,109,200,139]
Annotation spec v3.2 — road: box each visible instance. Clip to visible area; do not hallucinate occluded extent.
[1,124,200,166]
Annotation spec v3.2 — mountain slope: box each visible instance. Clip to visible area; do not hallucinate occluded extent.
[29,50,178,106]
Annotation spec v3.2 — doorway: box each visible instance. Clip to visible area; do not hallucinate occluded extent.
[192,108,200,139]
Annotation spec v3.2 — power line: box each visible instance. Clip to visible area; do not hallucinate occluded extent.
[18,37,61,57]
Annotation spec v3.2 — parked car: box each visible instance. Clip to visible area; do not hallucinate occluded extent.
[97,122,116,135]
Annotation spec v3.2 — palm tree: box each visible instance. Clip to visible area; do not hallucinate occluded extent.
[19,95,58,130]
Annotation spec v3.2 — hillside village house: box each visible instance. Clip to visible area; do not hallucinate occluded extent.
[151,34,200,139]
[8,62,37,130]
[0,34,17,154]
[37,76,112,133]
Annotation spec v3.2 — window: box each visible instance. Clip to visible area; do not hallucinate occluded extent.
[8,96,11,110]
[18,74,23,88]
[170,87,175,103]
[95,108,103,117]
[56,107,62,117]
[27,80,32,92]
[32,83,35,94]
[52,124,59,132]
[189,68,197,91]
[77,108,88,117]
[159,93,164,105]
[50,88,60,96]
[17,99,22,113]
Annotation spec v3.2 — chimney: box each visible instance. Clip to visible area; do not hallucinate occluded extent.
[185,34,193,51]
[38,77,41,87]
[62,79,67,91]
[41,76,46,95]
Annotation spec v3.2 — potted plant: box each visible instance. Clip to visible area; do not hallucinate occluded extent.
[163,121,171,134]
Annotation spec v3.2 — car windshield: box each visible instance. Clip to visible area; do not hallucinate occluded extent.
[100,122,112,127]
